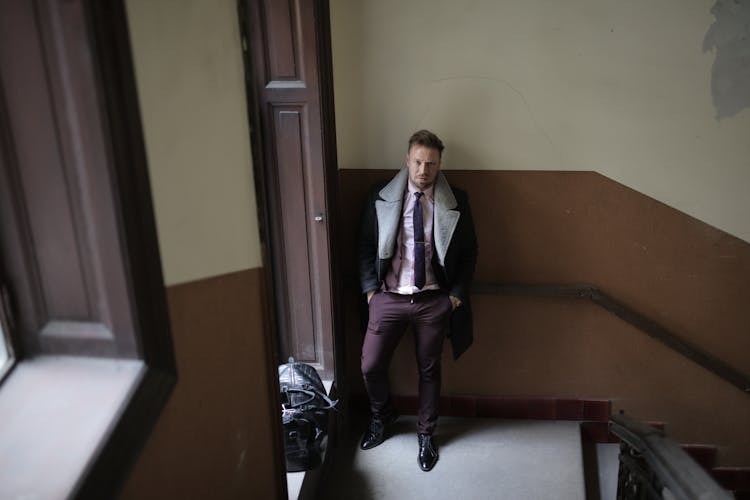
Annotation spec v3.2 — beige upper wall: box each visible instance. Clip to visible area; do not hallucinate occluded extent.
[126,0,262,286]
[330,0,750,243]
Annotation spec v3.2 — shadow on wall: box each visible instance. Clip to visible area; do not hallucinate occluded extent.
[703,0,750,119]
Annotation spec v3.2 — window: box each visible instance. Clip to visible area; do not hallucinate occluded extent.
[0,290,10,375]
[0,1,175,498]
[0,327,7,370]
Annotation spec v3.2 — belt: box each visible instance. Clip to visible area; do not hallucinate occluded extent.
[385,289,444,303]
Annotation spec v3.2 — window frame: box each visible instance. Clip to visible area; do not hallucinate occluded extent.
[0,0,176,498]
[0,284,14,379]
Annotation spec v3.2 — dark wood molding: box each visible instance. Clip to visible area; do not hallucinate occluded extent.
[0,284,17,383]
[237,1,290,498]
[473,283,750,395]
[314,0,348,434]
[0,78,28,365]
[85,0,174,371]
[73,0,176,497]
[0,23,45,359]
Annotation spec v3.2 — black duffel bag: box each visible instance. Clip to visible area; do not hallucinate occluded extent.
[279,358,337,472]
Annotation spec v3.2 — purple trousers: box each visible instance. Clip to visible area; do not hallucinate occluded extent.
[361,290,453,435]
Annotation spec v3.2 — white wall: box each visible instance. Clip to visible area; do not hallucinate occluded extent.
[126,0,262,286]
[331,0,750,242]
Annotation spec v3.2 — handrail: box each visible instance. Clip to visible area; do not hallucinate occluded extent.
[472,283,750,395]
[610,412,732,499]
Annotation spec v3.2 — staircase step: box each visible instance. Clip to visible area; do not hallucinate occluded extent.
[712,467,750,492]
[580,420,666,444]
[681,444,718,470]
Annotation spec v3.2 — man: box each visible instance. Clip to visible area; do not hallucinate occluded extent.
[357,129,478,471]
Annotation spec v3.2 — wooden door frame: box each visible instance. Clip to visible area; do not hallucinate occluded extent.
[237,0,347,412]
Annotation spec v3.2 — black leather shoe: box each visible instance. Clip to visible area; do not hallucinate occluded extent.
[418,433,438,471]
[359,411,399,450]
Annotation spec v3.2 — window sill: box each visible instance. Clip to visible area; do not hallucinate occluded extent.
[0,355,145,499]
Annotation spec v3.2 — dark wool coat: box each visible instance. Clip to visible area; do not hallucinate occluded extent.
[357,168,479,359]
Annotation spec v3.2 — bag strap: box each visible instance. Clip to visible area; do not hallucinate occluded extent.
[282,387,338,411]
[315,390,338,410]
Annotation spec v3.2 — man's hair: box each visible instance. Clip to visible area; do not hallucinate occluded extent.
[408,129,444,157]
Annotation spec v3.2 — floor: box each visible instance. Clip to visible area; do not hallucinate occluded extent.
[316,416,588,500]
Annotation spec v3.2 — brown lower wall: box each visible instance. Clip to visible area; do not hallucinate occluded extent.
[339,169,750,465]
[118,268,284,500]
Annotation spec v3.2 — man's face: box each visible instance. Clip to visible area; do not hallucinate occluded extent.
[406,144,441,190]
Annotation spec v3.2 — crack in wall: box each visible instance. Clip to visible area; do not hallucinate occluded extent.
[428,75,561,165]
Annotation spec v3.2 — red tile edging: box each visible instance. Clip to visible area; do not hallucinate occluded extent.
[350,393,612,421]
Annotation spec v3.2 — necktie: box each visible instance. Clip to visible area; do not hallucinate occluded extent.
[413,192,425,289]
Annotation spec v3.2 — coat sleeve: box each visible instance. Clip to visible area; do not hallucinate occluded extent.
[357,188,380,294]
[448,190,478,303]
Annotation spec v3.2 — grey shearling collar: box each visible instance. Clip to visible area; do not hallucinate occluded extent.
[433,171,457,210]
[377,168,457,208]
[375,168,459,266]
[378,167,408,201]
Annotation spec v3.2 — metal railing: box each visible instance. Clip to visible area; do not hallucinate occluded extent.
[472,283,750,395]
[611,413,731,499]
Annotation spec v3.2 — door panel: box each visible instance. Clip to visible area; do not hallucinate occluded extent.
[272,106,316,360]
[246,0,334,377]
[0,0,137,357]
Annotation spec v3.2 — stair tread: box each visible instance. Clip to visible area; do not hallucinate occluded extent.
[713,467,750,491]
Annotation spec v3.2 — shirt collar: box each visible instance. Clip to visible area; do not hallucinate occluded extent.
[407,179,435,201]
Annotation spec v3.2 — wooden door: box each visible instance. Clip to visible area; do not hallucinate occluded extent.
[243,0,338,378]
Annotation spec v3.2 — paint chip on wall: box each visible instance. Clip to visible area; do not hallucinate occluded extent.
[703,0,750,119]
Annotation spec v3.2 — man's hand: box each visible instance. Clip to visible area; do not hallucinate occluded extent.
[367,290,376,304]
[449,295,462,311]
